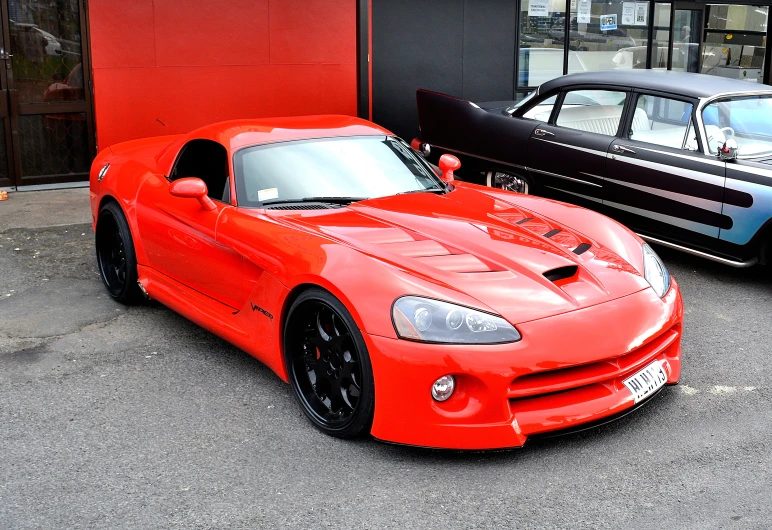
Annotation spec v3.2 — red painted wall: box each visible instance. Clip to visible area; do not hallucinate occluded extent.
[88,0,357,151]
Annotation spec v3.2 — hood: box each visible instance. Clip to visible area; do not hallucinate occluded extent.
[273,186,651,324]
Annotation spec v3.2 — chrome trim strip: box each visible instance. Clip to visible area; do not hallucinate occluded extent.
[604,177,721,212]
[631,145,725,168]
[555,187,721,237]
[579,171,603,179]
[725,163,772,180]
[637,234,757,268]
[604,198,718,237]
[544,186,603,202]
[532,138,609,158]
[609,153,725,187]
[427,144,528,172]
[529,168,602,187]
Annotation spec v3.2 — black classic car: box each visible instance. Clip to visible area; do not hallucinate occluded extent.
[415,70,772,267]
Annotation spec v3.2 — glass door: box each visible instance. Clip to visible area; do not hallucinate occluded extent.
[1,0,95,187]
[672,5,703,73]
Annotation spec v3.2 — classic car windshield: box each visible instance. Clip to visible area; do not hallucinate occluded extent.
[233,136,442,207]
[703,95,772,157]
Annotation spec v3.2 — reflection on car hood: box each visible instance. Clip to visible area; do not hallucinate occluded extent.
[277,186,651,324]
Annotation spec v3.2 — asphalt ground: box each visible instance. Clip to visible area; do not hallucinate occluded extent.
[1,191,770,528]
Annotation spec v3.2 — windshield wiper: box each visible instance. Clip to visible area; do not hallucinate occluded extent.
[397,187,446,195]
[300,196,369,204]
[262,196,368,206]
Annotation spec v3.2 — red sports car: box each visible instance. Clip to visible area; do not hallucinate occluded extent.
[89,116,683,450]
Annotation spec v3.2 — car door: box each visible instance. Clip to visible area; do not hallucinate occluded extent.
[525,87,630,210]
[604,91,727,245]
[135,140,245,309]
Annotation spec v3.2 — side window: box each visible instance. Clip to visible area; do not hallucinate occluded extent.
[521,95,557,121]
[170,139,230,202]
[554,90,627,136]
[628,95,696,151]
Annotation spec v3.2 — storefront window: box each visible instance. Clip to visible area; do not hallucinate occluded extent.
[568,0,652,73]
[703,5,767,82]
[519,0,567,87]
[652,3,672,69]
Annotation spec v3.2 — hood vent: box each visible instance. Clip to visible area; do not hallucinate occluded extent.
[543,229,562,238]
[573,243,592,255]
[543,265,578,283]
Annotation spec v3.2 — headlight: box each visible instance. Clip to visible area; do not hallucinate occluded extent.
[392,296,521,344]
[642,243,670,298]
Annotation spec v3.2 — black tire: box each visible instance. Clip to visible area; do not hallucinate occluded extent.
[284,288,375,438]
[484,170,532,194]
[95,201,143,304]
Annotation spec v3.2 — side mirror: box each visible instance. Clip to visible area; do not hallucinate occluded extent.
[169,177,217,211]
[718,138,738,161]
[438,154,461,183]
[410,138,431,157]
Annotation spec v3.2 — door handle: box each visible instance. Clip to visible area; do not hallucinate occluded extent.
[612,145,636,155]
[534,128,555,137]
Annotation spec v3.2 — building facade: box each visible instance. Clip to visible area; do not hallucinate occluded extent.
[0,0,769,190]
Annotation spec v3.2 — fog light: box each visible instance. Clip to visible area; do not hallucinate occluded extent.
[431,375,455,402]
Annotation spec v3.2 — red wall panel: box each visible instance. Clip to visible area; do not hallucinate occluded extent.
[88,0,357,150]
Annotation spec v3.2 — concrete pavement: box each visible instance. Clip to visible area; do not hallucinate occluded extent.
[1,190,771,528]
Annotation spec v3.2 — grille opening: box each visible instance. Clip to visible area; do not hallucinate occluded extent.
[573,243,592,255]
[543,265,578,282]
[543,229,562,238]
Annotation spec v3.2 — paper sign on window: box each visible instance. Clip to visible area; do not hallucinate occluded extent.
[528,0,549,17]
[635,2,648,25]
[577,0,591,24]
[622,2,635,25]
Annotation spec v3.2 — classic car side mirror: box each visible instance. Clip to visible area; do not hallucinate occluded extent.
[438,154,461,183]
[169,177,217,211]
[718,138,738,161]
[411,137,431,157]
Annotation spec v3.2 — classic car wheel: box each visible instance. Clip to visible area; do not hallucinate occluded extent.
[284,289,375,438]
[95,201,143,304]
[485,171,530,194]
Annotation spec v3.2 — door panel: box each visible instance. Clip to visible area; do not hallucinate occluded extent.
[721,161,772,247]
[135,174,244,309]
[525,125,609,209]
[605,139,726,240]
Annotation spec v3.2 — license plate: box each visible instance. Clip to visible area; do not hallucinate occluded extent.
[623,361,668,404]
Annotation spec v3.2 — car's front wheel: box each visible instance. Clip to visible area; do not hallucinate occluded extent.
[485,170,531,194]
[284,288,375,438]
[95,201,143,304]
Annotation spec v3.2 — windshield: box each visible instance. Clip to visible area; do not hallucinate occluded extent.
[233,136,442,207]
[703,95,772,157]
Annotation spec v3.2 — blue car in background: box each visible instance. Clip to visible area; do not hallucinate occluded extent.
[416,70,772,268]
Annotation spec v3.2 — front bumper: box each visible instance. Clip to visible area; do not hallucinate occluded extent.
[366,280,683,450]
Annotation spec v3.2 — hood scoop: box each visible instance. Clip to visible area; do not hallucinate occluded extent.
[543,265,578,283]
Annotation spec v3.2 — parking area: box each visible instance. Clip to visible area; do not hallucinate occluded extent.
[1,190,771,528]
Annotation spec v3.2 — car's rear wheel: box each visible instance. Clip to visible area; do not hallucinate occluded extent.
[284,289,375,438]
[95,201,143,304]
[485,170,531,194]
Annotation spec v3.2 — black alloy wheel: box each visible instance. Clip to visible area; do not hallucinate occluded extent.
[284,288,375,438]
[95,201,143,304]
[485,170,531,194]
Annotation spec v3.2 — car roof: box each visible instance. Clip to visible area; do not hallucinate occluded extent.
[155,115,393,174]
[537,70,772,99]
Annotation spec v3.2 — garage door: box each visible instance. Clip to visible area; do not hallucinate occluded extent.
[372,0,518,141]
